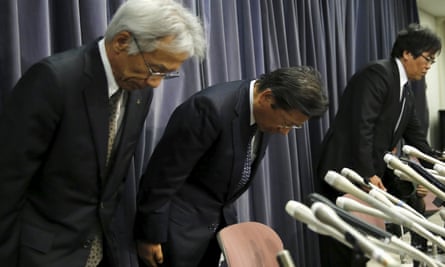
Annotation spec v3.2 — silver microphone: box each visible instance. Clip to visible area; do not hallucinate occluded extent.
[403,145,445,167]
[311,202,399,267]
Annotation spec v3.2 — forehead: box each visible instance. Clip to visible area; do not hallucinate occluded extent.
[282,108,309,123]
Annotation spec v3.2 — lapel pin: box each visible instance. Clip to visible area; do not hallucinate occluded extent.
[136,99,141,105]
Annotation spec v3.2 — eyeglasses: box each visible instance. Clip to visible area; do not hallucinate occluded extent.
[420,55,436,65]
[133,36,180,80]
[277,112,303,129]
[278,124,303,129]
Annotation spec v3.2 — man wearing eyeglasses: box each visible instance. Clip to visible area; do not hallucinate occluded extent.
[315,23,441,267]
[135,66,328,267]
[0,1,205,267]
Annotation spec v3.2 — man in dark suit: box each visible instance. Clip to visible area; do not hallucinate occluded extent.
[315,23,441,267]
[0,1,205,267]
[134,66,329,267]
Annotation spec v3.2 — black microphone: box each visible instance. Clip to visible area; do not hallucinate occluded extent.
[407,160,445,192]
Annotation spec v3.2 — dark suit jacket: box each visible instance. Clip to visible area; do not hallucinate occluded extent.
[316,59,432,200]
[136,80,271,266]
[0,41,153,267]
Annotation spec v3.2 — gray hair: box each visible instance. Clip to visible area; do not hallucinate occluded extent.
[105,0,206,60]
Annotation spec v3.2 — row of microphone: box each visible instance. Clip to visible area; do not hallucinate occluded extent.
[285,145,445,267]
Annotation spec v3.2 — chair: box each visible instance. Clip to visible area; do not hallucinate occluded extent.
[343,194,386,230]
[217,221,284,267]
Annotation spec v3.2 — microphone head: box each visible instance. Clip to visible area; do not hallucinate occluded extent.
[311,202,339,226]
[341,168,368,187]
[440,209,445,222]
[285,200,332,236]
[383,153,395,164]
[402,145,417,155]
[434,164,445,175]
[285,200,316,226]
[324,171,363,197]
[336,196,347,209]
[285,200,301,217]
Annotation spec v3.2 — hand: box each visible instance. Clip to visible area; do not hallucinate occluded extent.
[137,241,163,267]
[416,184,428,198]
[368,175,386,191]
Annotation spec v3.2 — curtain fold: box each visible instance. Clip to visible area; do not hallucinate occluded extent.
[0,1,420,266]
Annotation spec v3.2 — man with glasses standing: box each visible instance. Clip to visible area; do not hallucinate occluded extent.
[0,1,205,267]
[315,23,441,267]
[135,66,328,267]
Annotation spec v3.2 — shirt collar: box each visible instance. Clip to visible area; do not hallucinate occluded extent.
[249,80,256,126]
[98,38,120,98]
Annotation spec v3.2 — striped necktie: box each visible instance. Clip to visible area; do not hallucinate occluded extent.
[106,88,123,166]
[236,124,258,190]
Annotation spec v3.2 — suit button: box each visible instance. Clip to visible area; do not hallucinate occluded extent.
[208,223,219,232]
[100,202,104,209]
[83,239,92,249]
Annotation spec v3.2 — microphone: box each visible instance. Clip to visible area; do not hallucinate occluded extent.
[403,145,445,167]
[439,209,445,222]
[435,164,445,176]
[324,171,404,224]
[276,250,296,267]
[336,196,389,221]
[335,197,444,267]
[307,193,391,239]
[311,202,399,267]
[368,189,393,207]
[285,200,349,246]
[287,199,442,267]
[340,168,371,188]
[325,170,445,251]
[384,153,445,201]
[393,205,445,237]
[341,168,422,217]
[406,161,445,192]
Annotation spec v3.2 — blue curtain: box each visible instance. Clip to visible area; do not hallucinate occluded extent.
[0,0,419,266]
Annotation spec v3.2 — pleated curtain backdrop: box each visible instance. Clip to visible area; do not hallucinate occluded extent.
[0,0,419,267]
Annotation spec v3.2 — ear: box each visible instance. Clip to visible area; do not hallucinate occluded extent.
[111,31,131,54]
[257,88,273,103]
[401,50,412,61]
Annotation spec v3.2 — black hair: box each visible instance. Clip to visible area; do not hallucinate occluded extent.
[391,23,441,58]
[256,66,328,117]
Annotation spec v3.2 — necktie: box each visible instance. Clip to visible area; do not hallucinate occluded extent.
[106,88,123,166]
[85,89,122,267]
[236,124,258,190]
[394,82,409,133]
[84,236,103,267]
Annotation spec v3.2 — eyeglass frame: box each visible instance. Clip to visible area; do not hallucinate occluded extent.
[132,36,181,80]
[420,54,436,65]
[277,110,304,129]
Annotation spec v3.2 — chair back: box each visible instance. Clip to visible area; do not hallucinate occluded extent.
[217,221,284,267]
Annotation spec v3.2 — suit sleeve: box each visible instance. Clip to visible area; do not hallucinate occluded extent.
[136,95,220,243]
[349,69,389,177]
[0,61,63,265]
[403,96,435,165]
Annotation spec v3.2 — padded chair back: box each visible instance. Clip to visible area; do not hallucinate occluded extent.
[217,221,284,267]
[343,193,386,230]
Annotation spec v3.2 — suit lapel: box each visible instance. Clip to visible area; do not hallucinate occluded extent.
[82,42,109,180]
[103,89,152,195]
[227,84,253,201]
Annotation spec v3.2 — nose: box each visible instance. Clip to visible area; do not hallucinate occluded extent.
[145,76,163,88]
[278,128,292,135]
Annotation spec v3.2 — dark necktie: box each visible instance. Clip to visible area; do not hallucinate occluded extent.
[236,124,258,190]
[394,82,409,133]
[106,88,123,166]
